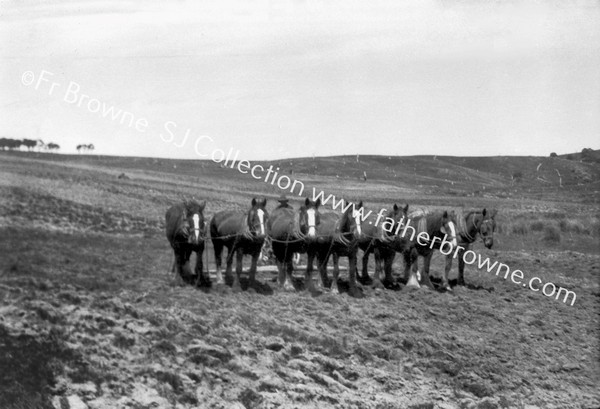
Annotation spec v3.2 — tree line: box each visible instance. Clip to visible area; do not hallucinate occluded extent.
[0,138,96,153]
[0,138,51,151]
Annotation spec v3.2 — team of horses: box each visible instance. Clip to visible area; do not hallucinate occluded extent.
[165,197,496,297]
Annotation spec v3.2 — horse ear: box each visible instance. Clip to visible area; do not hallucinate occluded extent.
[393,203,399,211]
[251,197,257,207]
[442,210,448,219]
[357,200,363,209]
[199,201,206,211]
[261,198,267,207]
[315,198,321,208]
[305,197,310,206]
[403,204,409,213]
[482,208,487,217]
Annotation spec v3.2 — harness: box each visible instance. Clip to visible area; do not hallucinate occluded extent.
[459,213,492,244]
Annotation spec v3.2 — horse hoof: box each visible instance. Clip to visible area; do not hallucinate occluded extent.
[372,280,385,290]
[348,287,364,299]
[358,276,373,285]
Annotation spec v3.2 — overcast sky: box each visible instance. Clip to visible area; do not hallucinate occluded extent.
[1,0,599,160]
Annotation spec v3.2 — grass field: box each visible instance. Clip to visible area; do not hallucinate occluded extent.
[0,150,598,409]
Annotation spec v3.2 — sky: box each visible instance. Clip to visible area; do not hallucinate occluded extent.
[1,0,599,160]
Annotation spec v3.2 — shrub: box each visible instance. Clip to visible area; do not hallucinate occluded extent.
[550,152,557,157]
[589,219,600,236]
[558,219,586,234]
[530,221,545,232]
[511,224,529,235]
[545,212,566,220]
[542,225,561,243]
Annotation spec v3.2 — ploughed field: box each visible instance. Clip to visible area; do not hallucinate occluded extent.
[0,151,599,409]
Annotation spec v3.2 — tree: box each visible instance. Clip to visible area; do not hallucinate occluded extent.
[550,152,557,157]
[76,143,95,153]
[512,171,523,182]
[0,138,22,150]
[22,139,37,151]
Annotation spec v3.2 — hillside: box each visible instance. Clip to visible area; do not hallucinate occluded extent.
[0,151,599,409]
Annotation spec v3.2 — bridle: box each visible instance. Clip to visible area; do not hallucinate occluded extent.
[183,211,205,241]
[244,208,266,239]
[298,206,319,239]
[379,211,407,244]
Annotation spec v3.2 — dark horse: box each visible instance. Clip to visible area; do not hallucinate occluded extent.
[442,208,497,287]
[165,200,208,285]
[210,198,268,291]
[399,209,458,291]
[267,198,318,291]
[305,200,362,297]
[357,202,413,288]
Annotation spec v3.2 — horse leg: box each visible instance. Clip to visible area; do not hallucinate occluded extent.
[275,252,286,289]
[248,251,259,290]
[360,247,372,285]
[457,245,467,286]
[225,244,235,284]
[347,251,361,297]
[172,249,186,285]
[213,240,225,285]
[177,248,194,283]
[372,248,384,288]
[383,249,395,288]
[317,251,330,291]
[272,242,285,288]
[420,251,435,289]
[404,248,420,288]
[194,247,208,287]
[331,253,340,294]
[441,252,453,291]
[305,251,316,293]
[284,251,295,291]
[232,248,243,292]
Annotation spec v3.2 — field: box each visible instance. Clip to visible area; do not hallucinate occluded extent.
[0,151,599,409]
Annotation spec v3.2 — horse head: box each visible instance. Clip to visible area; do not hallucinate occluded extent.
[381,202,409,243]
[299,198,321,241]
[440,210,458,248]
[353,201,365,237]
[338,202,362,243]
[247,197,268,239]
[183,199,206,245]
[479,208,496,249]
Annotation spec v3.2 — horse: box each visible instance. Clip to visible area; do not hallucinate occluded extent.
[442,208,497,287]
[398,209,458,291]
[165,200,208,285]
[266,198,317,291]
[305,200,362,297]
[210,198,268,291]
[357,202,412,288]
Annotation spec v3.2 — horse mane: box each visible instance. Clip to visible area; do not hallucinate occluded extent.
[462,209,487,232]
[454,209,468,235]
[407,208,434,236]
